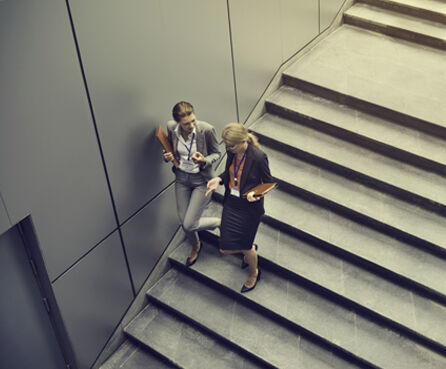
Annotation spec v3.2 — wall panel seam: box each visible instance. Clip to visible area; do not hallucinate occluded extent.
[64,0,136,296]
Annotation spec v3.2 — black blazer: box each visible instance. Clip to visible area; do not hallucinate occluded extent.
[219,144,273,215]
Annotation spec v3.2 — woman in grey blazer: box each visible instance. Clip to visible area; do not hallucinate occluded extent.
[163,102,221,266]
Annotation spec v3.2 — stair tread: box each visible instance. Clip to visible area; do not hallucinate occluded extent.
[346,3,446,40]
[147,268,363,369]
[203,201,446,348]
[203,192,446,300]
[267,85,446,168]
[125,303,266,369]
[251,113,446,211]
[367,0,446,16]
[100,340,176,369]
[283,25,446,128]
[170,242,446,367]
[263,144,446,252]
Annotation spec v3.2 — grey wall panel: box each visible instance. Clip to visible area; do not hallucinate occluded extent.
[0,0,116,280]
[121,185,179,292]
[53,231,133,369]
[280,0,319,61]
[69,0,236,223]
[0,192,11,237]
[229,0,283,123]
[320,0,345,31]
[0,227,67,369]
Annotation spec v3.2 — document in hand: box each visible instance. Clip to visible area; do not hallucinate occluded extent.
[242,182,278,198]
[156,125,179,168]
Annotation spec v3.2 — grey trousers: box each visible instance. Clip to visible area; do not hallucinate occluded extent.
[175,170,220,245]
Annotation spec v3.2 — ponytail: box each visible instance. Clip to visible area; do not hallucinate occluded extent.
[247,132,260,148]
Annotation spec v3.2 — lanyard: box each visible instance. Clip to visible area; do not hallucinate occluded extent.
[233,147,247,186]
[181,132,195,160]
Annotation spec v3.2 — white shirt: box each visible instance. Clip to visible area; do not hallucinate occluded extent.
[175,125,200,173]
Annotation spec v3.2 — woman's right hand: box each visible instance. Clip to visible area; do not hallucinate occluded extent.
[163,150,174,162]
[205,177,221,197]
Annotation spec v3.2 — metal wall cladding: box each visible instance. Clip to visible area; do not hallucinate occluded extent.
[320,0,346,31]
[52,231,134,369]
[0,193,11,237]
[228,0,319,123]
[0,0,116,280]
[68,0,237,223]
[121,186,179,292]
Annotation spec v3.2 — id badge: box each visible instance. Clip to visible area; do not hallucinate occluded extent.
[180,159,195,172]
[230,188,240,197]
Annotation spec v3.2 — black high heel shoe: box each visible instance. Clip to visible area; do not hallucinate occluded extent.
[241,268,261,293]
[241,243,258,269]
[186,243,201,267]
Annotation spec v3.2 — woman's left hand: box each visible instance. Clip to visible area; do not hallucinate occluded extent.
[247,191,261,202]
[191,152,206,164]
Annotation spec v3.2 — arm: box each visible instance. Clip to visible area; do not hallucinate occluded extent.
[260,152,273,183]
[200,126,221,169]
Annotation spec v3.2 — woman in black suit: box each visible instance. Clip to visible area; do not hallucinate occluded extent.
[206,123,273,292]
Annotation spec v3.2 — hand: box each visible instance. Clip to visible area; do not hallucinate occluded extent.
[206,177,221,197]
[163,150,174,162]
[191,152,205,164]
[247,191,261,202]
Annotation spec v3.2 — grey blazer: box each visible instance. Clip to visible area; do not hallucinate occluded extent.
[167,120,221,180]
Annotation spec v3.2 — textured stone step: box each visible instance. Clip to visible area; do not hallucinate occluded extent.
[360,0,446,24]
[262,144,446,258]
[202,194,446,303]
[125,303,267,369]
[147,268,364,369]
[202,220,446,354]
[169,242,446,368]
[100,340,177,369]
[345,3,446,50]
[250,113,446,215]
[283,25,446,137]
[266,85,446,174]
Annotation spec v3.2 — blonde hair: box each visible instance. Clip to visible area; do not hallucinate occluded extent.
[222,123,260,148]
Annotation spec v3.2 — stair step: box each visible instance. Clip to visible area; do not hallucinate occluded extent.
[262,144,446,257]
[202,223,446,354]
[360,0,446,24]
[169,242,446,368]
[125,302,267,369]
[266,85,446,174]
[251,113,446,216]
[345,3,446,50]
[147,268,364,369]
[100,340,177,369]
[283,25,446,137]
[202,192,446,302]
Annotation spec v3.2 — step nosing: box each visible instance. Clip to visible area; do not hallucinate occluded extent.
[166,247,446,367]
[250,116,446,209]
[266,89,446,170]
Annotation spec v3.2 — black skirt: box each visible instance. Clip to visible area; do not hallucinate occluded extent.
[219,195,262,251]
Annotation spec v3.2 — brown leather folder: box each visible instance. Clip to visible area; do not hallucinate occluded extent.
[156,125,179,168]
[242,182,278,198]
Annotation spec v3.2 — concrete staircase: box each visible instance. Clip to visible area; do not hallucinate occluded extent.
[100,1,446,368]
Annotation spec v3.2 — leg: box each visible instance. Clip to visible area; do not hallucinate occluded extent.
[175,178,196,245]
[182,183,220,241]
[241,247,260,292]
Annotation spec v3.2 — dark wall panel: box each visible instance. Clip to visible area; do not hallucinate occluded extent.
[121,185,178,292]
[0,193,11,236]
[0,0,116,280]
[68,0,236,223]
[53,231,133,369]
